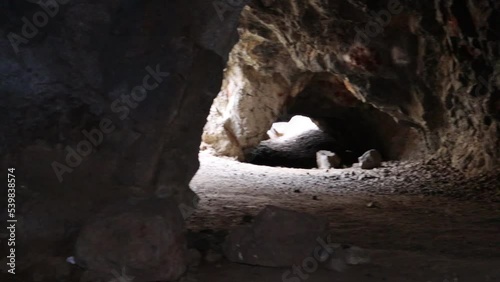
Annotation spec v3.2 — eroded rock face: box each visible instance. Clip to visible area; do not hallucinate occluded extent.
[203,0,500,175]
[0,0,499,279]
[0,0,247,278]
[76,199,187,282]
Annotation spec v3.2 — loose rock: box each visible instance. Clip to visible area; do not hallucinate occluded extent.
[359,149,383,169]
[316,150,342,169]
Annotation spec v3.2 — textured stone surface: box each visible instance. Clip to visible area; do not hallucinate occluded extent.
[359,149,383,169]
[75,199,187,281]
[223,205,328,267]
[1,0,246,193]
[203,0,500,176]
[0,0,499,279]
[0,0,247,277]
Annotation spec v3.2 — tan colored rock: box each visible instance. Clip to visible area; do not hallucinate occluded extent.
[316,150,342,169]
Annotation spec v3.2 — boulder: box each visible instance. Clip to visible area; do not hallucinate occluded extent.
[359,149,382,169]
[223,205,328,267]
[246,129,344,168]
[75,198,187,282]
[316,150,342,169]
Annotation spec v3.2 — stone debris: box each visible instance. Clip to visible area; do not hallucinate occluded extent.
[359,149,383,169]
[195,153,500,202]
[65,256,76,265]
[316,150,342,169]
[366,202,376,208]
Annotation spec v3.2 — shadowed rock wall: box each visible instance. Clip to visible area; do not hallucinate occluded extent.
[0,0,247,279]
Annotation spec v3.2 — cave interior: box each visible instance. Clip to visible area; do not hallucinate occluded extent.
[0,0,499,281]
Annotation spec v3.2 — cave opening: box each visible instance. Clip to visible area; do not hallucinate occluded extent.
[203,71,423,170]
[2,0,500,281]
[251,74,425,169]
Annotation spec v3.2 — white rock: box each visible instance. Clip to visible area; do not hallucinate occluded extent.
[316,150,342,169]
[359,149,382,169]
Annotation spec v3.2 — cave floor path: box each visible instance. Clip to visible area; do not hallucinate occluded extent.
[188,152,500,282]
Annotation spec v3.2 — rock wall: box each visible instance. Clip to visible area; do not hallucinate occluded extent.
[203,0,500,175]
[0,0,247,279]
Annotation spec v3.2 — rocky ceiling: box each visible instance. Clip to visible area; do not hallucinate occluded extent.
[202,0,499,176]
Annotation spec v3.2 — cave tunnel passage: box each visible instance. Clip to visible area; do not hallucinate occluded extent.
[189,137,500,281]
[191,69,500,279]
[4,0,500,280]
[190,70,500,279]
[242,75,421,169]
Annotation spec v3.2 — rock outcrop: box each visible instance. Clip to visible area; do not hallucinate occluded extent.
[0,0,247,279]
[203,0,500,176]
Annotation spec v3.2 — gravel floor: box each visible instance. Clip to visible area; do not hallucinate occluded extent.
[189,152,500,258]
[187,153,500,281]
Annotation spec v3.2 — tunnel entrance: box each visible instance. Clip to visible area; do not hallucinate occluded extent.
[244,115,345,168]
[203,71,422,169]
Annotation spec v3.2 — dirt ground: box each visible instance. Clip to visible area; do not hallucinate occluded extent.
[188,152,500,282]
